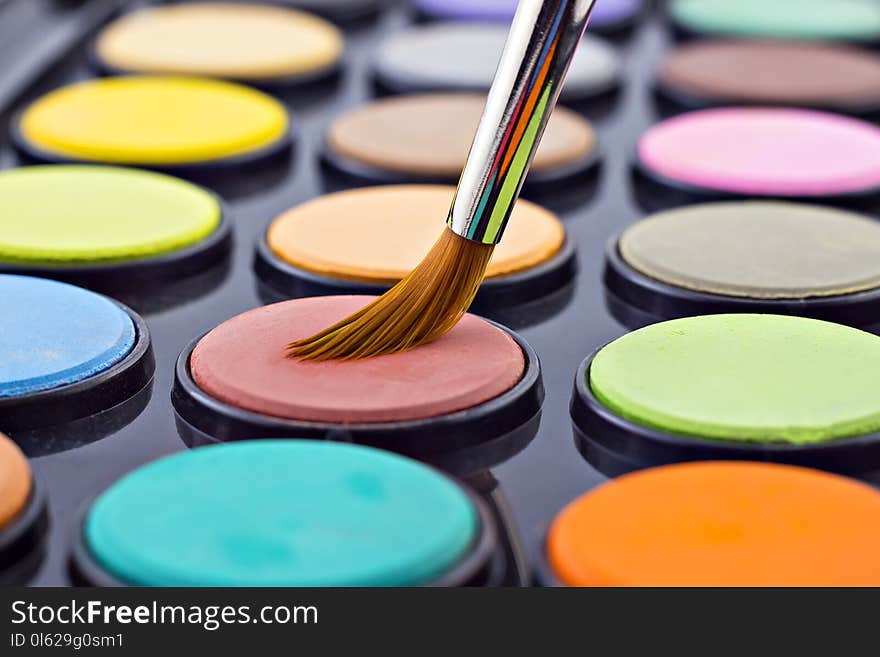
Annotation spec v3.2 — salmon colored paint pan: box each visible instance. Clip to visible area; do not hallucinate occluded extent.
[171,296,543,475]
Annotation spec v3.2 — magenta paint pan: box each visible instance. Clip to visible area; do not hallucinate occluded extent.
[171,296,543,475]
[415,0,643,32]
[635,108,880,206]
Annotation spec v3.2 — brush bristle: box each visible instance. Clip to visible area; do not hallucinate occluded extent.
[287,227,494,361]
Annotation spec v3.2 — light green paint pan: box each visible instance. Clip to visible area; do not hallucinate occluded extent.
[590,314,880,445]
[0,165,221,264]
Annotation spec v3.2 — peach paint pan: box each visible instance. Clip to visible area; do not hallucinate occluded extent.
[254,186,576,314]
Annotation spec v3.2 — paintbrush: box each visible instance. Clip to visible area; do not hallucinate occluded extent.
[289,0,597,360]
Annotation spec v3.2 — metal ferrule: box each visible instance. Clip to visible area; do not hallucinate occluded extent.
[447,0,596,245]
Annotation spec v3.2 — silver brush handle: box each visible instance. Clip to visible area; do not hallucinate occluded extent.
[447,0,596,245]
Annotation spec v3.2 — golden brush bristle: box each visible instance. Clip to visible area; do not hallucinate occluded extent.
[287,227,494,361]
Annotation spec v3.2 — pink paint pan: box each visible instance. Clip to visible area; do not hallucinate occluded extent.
[635,108,880,203]
[172,296,543,474]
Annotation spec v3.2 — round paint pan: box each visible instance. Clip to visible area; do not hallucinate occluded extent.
[666,0,880,45]
[634,108,880,209]
[11,76,293,177]
[604,202,880,332]
[538,462,880,586]
[253,186,577,313]
[414,0,644,35]
[70,441,502,586]
[570,315,880,482]
[373,24,622,104]
[0,166,232,296]
[172,296,543,476]
[655,40,880,117]
[89,4,344,89]
[0,276,154,432]
[320,94,601,191]
[0,434,49,585]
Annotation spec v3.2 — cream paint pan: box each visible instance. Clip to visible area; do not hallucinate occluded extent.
[571,314,880,481]
[604,202,880,331]
[254,186,576,314]
[171,296,543,476]
[91,3,344,87]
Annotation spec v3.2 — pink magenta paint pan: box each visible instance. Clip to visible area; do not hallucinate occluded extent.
[172,296,543,474]
[635,108,880,204]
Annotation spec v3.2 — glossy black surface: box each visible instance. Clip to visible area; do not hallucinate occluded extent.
[0,0,669,586]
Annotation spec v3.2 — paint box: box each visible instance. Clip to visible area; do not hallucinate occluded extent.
[11,0,880,589]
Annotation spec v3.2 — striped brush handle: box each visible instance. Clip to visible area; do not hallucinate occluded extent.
[447,0,596,245]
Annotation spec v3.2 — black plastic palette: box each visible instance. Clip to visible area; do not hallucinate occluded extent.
[7,0,879,588]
